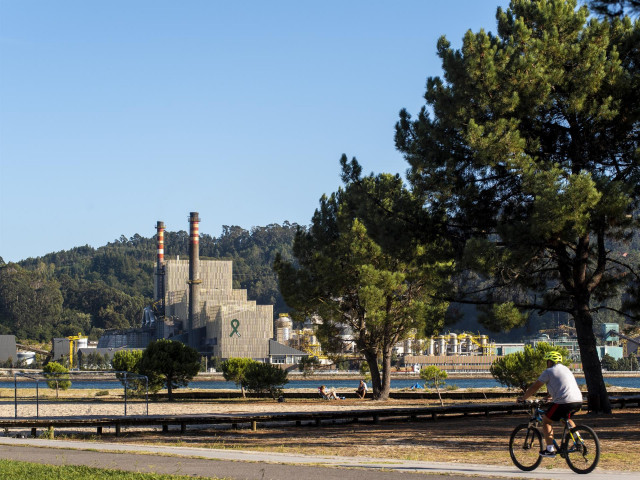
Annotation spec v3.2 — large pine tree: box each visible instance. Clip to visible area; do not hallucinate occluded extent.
[395,0,640,412]
[275,163,450,400]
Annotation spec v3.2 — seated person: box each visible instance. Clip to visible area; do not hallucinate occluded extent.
[355,380,368,399]
[319,385,339,400]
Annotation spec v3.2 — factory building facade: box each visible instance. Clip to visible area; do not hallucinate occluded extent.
[160,257,273,359]
[98,212,278,362]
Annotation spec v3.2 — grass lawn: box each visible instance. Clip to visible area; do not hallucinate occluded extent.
[0,459,226,480]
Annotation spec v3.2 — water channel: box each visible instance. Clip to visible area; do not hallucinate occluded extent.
[2,376,639,391]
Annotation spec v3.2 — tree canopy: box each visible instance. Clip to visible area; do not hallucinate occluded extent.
[394,0,640,412]
[43,361,71,398]
[490,343,572,392]
[220,357,254,397]
[138,340,201,400]
[275,165,450,400]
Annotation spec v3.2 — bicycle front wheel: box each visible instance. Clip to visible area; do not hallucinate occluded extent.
[564,425,600,474]
[509,424,543,471]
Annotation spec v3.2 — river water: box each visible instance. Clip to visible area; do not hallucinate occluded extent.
[2,376,639,391]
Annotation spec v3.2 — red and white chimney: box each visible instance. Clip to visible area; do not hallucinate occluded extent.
[155,221,166,315]
[188,212,201,346]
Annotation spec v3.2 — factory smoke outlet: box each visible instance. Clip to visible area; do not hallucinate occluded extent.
[89,212,303,365]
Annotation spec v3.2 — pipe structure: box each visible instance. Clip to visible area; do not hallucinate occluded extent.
[155,221,166,316]
[188,212,201,347]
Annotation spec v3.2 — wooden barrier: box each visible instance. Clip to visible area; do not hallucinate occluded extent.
[1,396,637,438]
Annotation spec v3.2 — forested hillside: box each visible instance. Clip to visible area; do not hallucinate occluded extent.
[0,222,299,342]
[0,219,636,344]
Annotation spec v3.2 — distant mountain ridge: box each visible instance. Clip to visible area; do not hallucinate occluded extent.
[1,220,636,344]
[0,223,299,342]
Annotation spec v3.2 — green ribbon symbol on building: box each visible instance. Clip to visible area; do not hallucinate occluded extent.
[229,318,241,337]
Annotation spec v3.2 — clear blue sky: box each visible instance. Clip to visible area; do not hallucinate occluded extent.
[0,0,510,263]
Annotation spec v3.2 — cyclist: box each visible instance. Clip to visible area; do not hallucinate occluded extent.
[517,351,583,457]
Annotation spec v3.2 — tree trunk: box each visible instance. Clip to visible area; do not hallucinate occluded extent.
[241,385,246,398]
[574,297,611,414]
[435,383,444,407]
[167,377,173,401]
[364,351,382,399]
[378,346,393,401]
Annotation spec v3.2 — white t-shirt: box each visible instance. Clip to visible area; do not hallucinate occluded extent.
[538,363,583,404]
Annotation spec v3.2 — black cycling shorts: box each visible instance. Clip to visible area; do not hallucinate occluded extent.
[545,402,582,421]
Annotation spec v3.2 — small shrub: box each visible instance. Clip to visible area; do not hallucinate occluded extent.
[43,362,71,399]
[420,366,448,406]
[95,390,109,396]
[244,362,289,399]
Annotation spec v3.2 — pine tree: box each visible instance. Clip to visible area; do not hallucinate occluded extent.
[395,0,640,413]
[275,166,450,400]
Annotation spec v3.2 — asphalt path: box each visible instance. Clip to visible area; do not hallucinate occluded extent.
[0,436,637,480]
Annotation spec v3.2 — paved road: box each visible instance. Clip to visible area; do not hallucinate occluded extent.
[0,436,636,480]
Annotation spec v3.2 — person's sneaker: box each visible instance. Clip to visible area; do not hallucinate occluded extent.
[540,450,557,458]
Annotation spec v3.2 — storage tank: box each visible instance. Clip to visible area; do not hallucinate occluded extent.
[403,338,412,355]
[77,338,88,350]
[437,335,446,355]
[428,337,435,356]
[449,333,458,355]
[17,352,35,366]
[275,314,293,343]
[480,335,488,354]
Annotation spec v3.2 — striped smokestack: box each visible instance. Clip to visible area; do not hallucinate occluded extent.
[156,221,165,267]
[188,212,201,347]
[155,221,166,317]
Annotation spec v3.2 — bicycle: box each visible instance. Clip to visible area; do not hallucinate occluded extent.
[509,400,600,474]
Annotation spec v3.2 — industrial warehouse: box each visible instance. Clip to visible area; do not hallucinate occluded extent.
[87,212,303,365]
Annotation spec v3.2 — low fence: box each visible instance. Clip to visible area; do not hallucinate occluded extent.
[12,371,149,418]
[0,395,637,438]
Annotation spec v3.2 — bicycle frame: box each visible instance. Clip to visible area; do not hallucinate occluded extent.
[527,403,581,457]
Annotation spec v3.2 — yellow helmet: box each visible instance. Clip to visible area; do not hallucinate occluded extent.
[543,351,563,363]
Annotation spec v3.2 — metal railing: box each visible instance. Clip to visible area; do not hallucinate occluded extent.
[13,371,149,418]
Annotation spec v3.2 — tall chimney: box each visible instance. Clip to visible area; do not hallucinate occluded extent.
[155,221,165,317]
[188,212,201,347]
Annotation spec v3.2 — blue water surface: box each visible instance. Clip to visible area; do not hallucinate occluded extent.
[2,376,638,391]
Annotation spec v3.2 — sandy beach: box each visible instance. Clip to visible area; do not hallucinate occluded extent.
[2,393,453,418]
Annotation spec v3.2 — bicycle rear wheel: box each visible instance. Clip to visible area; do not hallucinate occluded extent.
[509,424,543,471]
[564,425,600,474]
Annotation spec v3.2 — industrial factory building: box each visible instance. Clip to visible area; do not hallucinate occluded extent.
[97,212,290,363]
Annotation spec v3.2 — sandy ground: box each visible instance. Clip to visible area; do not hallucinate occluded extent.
[2,394,450,418]
[1,385,637,417]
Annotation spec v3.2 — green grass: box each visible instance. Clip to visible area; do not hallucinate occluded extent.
[0,459,227,480]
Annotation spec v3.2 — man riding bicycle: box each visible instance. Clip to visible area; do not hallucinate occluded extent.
[517,351,583,457]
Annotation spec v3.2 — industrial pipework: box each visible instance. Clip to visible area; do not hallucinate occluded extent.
[188,212,201,347]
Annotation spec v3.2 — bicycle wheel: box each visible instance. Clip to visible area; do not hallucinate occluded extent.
[509,424,543,471]
[564,425,600,474]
